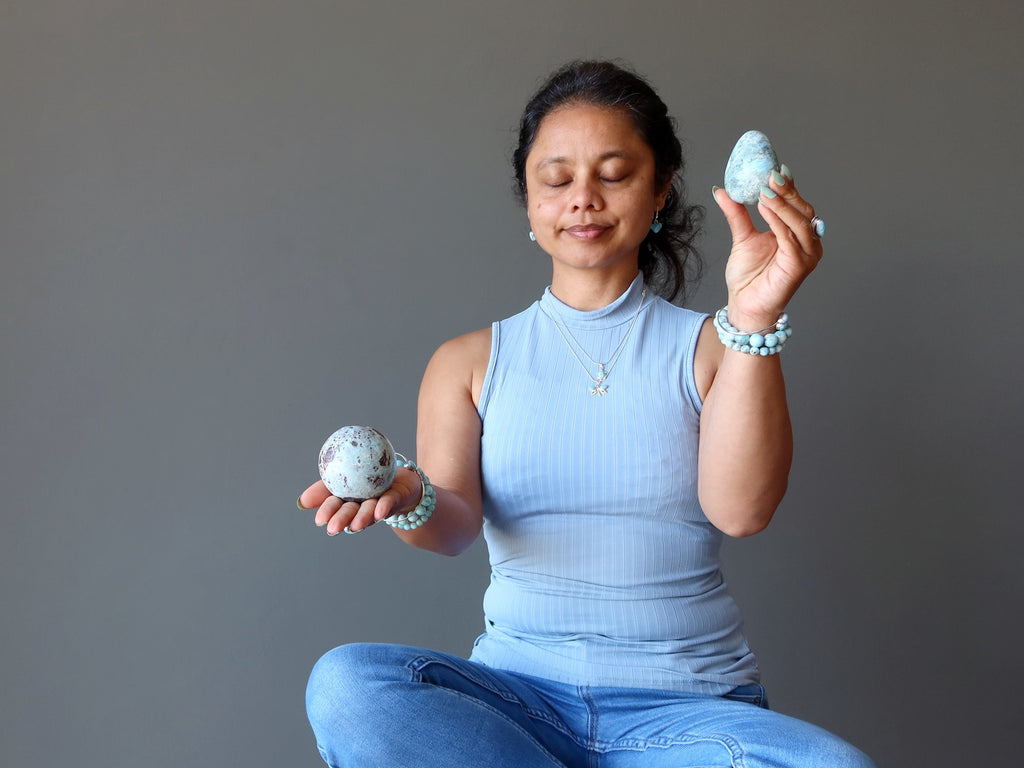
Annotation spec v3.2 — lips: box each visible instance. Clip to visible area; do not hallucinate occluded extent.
[564,224,611,241]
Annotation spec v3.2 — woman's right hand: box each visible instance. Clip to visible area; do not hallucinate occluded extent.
[298,326,489,553]
[298,466,424,535]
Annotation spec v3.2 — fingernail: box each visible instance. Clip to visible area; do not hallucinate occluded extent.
[771,170,786,186]
[760,185,777,199]
[781,163,793,180]
[297,496,307,510]
[343,526,358,535]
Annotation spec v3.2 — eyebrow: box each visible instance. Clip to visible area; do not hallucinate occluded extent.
[535,150,631,170]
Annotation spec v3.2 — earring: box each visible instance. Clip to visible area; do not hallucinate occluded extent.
[650,211,663,234]
[529,231,537,242]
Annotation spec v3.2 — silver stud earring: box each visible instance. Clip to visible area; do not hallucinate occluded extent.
[529,231,537,242]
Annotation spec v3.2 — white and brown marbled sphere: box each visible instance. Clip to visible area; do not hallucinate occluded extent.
[318,426,396,502]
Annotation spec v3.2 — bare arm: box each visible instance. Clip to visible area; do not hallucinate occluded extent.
[299,327,490,556]
[385,328,490,555]
[695,321,792,537]
[694,169,822,537]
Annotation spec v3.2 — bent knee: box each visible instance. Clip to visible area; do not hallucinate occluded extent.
[305,643,411,732]
[841,744,878,768]
[812,732,878,768]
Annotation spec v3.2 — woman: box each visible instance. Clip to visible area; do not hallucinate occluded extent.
[299,60,875,768]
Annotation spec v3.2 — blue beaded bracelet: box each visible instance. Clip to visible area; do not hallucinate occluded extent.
[383,454,436,530]
[713,306,792,356]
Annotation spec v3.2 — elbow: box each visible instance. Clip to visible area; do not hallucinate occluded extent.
[405,531,478,557]
[402,513,482,556]
[435,533,479,556]
[699,481,787,538]
[715,514,774,538]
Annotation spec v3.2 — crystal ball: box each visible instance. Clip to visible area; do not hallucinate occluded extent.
[318,426,396,502]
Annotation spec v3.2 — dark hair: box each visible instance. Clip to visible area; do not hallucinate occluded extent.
[513,60,703,304]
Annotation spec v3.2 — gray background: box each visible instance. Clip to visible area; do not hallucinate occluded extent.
[2,1,1021,766]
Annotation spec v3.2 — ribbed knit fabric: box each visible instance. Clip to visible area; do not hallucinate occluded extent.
[470,275,758,695]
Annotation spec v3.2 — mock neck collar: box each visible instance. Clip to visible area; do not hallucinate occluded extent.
[539,274,648,329]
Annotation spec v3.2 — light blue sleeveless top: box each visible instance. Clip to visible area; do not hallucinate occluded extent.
[469,275,758,695]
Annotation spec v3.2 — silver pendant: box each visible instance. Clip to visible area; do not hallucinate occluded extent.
[590,365,609,396]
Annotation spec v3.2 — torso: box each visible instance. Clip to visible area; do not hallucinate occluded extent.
[466,277,757,694]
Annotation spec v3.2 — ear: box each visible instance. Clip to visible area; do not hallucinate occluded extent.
[655,176,673,210]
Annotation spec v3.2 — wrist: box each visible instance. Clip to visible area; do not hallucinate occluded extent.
[713,305,791,357]
[722,302,782,332]
[384,455,436,530]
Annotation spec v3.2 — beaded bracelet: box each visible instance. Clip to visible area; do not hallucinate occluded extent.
[713,306,792,356]
[382,454,436,530]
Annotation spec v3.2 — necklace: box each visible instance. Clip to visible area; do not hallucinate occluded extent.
[543,286,647,396]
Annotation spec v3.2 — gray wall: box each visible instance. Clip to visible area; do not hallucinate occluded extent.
[3,1,1021,766]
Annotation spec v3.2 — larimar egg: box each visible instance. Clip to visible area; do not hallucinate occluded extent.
[318,426,396,502]
[724,130,780,205]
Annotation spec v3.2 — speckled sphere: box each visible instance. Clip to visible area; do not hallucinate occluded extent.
[318,426,396,502]
[724,130,780,205]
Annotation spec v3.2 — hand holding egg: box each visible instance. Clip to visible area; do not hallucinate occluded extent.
[714,130,823,330]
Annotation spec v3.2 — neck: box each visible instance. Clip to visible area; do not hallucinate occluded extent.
[549,265,642,311]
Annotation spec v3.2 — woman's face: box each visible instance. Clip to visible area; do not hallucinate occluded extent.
[524,104,668,278]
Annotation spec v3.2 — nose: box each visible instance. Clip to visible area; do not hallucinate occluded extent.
[569,175,603,212]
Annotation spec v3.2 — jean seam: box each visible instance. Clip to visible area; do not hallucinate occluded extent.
[599,734,743,766]
[406,655,580,744]
[581,686,600,768]
[722,683,769,710]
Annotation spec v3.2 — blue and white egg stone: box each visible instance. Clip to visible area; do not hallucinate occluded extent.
[724,130,779,205]
[318,426,396,502]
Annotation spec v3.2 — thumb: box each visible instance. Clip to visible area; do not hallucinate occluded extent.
[375,467,423,520]
[712,186,757,244]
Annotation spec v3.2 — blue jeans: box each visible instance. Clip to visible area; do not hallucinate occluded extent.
[306,643,877,768]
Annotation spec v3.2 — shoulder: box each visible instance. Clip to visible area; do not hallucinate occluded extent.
[423,326,493,407]
[430,326,492,366]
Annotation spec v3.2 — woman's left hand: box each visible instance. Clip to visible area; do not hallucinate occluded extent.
[713,166,823,330]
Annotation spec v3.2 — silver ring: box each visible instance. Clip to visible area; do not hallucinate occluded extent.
[810,216,825,239]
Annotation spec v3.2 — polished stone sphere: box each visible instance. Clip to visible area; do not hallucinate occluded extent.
[318,426,396,502]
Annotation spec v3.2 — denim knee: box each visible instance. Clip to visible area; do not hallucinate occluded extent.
[305,643,399,738]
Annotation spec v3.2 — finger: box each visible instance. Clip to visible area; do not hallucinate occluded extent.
[712,186,758,243]
[315,494,344,528]
[345,498,380,533]
[767,164,814,220]
[757,199,818,265]
[325,500,363,536]
[298,480,332,511]
[757,186,822,261]
[372,487,400,522]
